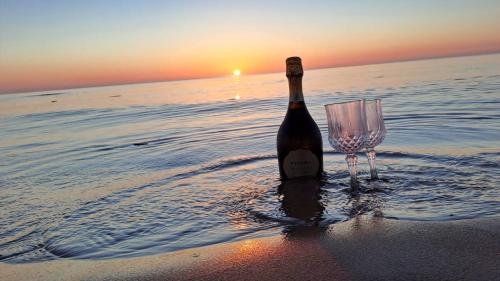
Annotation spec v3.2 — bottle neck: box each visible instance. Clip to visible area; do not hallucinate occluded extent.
[288,76,304,102]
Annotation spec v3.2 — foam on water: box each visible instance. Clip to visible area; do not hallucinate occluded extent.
[1,54,499,263]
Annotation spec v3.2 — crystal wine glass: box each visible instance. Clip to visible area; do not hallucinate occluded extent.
[325,100,368,189]
[364,99,386,180]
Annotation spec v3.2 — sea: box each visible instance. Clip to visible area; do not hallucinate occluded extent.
[1,54,499,263]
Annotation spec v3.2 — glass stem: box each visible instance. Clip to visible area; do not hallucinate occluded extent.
[345,154,359,190]
[366,148,379,180]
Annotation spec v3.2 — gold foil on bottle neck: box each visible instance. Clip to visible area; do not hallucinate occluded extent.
[286,57,303,77]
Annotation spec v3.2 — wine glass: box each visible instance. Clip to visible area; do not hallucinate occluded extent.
[364,99,386,180]
[324,100,368,190]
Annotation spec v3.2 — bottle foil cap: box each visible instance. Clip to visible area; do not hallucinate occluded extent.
[286,57,303,77]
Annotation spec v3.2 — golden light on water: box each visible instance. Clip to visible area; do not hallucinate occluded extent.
[233,68,241,100]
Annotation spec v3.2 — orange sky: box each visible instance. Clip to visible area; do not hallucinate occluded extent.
[1,1,500,94]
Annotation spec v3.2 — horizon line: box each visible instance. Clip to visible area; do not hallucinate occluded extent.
[2,50,499,96]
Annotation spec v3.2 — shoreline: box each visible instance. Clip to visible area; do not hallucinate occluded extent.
[2,216,499,281]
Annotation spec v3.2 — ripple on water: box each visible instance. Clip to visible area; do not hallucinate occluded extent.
[1,150,499,263]
[1,55,499,263]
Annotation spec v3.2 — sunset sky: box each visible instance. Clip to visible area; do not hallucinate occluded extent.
[1,0,500,94]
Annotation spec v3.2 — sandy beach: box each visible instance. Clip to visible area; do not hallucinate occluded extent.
[2,216,499,281]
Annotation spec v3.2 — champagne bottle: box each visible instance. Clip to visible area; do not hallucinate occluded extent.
[277,57,323,180]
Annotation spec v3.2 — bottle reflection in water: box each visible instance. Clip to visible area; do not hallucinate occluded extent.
[278,178,327,238]
[278,178,324,221]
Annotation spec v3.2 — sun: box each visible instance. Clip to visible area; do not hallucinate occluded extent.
[233,69,241,76]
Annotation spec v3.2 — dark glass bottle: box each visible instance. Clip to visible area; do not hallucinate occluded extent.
[277,57,323,180]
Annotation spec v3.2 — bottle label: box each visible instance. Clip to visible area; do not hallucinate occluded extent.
[283,149,320,179]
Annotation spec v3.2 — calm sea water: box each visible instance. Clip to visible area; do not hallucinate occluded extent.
[1,54,499,263]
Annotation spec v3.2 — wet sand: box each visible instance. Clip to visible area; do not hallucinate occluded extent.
[1,217,499,281]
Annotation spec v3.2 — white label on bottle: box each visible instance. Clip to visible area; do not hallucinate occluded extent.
[283,149,319,179]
